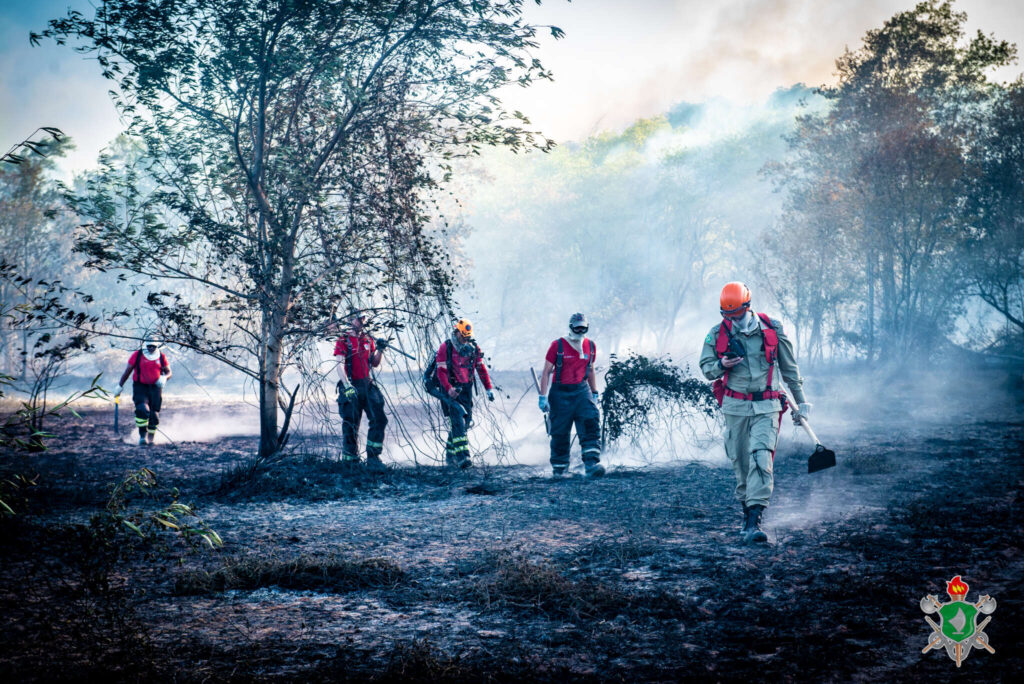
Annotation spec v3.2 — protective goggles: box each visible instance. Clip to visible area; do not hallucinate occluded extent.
[570,325,588,334]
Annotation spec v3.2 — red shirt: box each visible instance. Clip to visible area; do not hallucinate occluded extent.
[436,341,492,391]
[545,338,595,385]
[129,351,169,385]
[334,334,376,381]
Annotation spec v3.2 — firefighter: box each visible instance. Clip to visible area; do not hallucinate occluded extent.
[699,282,811,544]
[334,311,389,467]
[114,339,171,445]
[538,313,604,478]
[434,318,495,468]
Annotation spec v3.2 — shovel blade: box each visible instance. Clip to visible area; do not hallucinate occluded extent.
[808,444,836,473]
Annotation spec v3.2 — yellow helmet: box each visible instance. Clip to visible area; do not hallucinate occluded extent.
[454,318,473,338]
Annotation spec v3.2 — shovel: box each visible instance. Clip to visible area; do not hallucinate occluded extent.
[114,395,120,434]
[783,387,836,473]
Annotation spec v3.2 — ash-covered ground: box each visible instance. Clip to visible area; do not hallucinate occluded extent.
[1,371,1022,682]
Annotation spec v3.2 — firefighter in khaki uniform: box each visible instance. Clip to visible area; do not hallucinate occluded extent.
[699,283,810,544]
[334,312,389,467]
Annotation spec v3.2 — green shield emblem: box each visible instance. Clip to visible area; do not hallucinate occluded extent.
[939,601,978,643]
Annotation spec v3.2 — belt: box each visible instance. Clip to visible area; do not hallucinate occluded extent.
[552,381,588,390]
[723,388,783,401]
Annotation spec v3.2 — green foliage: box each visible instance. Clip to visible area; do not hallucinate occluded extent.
[36,0,563,458]
[600,353,716,446]
[766,0,1020,361]
[104,468,223,551]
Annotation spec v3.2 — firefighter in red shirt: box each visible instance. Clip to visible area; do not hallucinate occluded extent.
[114,339,172,445]
[334,312,389,467]
[434,318,495,468]
[538,313,604,477]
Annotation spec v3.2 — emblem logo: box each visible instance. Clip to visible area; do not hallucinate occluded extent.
[920,575,996,667]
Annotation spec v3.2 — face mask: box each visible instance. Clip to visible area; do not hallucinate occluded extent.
[567,330,584,343]
[143,347,160,361]
[735,310,758,334]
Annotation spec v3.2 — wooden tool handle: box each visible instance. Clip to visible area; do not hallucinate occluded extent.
[783,386,820,445]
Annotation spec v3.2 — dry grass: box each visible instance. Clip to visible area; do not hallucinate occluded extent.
[175,553,405,594]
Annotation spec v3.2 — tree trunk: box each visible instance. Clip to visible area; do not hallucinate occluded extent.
[258,306,285,459]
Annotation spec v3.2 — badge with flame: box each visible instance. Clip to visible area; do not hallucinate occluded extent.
[919,575,996,667]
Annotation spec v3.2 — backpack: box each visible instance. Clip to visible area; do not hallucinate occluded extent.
[711,313,785,408]
[554,338,595,383]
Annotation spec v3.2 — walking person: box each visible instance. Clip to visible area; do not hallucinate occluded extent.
[538,313,604,478]
[432,318,495,468]
[114,339,171,445]
[334,311,389,468]
[699,282,811,544]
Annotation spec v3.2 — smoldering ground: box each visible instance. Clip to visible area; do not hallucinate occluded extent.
[1,362,1021,682]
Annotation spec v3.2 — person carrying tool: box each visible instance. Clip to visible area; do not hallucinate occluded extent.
[699,282,811,544]
[114,339,171,445]
[334,311,389,468]
[538,313,604,478]
[433,318,494,468]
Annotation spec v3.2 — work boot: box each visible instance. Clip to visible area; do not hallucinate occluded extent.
[457,455,473,470]
[551,466,570,479]
[146,432,156,445]
[365,454,386,472]
[739,504,749,538]
[137,436,146,446]
[584,462,606,478]
[742,504,768,544]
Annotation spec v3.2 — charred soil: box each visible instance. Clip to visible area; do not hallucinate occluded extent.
[1,407,1022,682]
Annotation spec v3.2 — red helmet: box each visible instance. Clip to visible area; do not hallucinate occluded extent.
[720,282,751,318]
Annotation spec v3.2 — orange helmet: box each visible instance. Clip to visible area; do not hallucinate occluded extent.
[720,282,751,318]
[454,318,473,338]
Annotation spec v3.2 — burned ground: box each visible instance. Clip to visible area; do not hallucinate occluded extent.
[1,398,1022,682]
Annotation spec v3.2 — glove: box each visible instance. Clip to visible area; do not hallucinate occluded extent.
[340,383,356,401]
[156,376,167,388]
[538,395,549,413]
[792,402,812,424]
[486,389,495,402]
[447,387,459,398]
[114,384,123,398]
[592,392,600,405]
[375,337,389,350]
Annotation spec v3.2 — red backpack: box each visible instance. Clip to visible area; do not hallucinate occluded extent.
[712,312,787,413]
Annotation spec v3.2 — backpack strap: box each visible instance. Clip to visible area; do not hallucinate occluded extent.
[131,348,143,382]
[446,339,455,386]
[587,339,595,370]
[555,338,564,384]
[341,335,353,378]
[757,313,779,390]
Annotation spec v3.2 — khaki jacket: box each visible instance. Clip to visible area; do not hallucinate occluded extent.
[699,313,806,416]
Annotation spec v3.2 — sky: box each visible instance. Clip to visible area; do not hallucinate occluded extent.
[1,0,1022,177]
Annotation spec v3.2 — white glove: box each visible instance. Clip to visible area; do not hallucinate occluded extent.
[156,376,167,388]
[114,384,123,398]
[793,402,811,425]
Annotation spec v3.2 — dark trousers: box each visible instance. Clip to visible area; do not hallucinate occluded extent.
[549,382,601,468]
[132,382,163,437]
[441,383,474,464]
[337,379,388,460]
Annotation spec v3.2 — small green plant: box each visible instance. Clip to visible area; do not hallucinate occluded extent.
[105,467,223,551]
